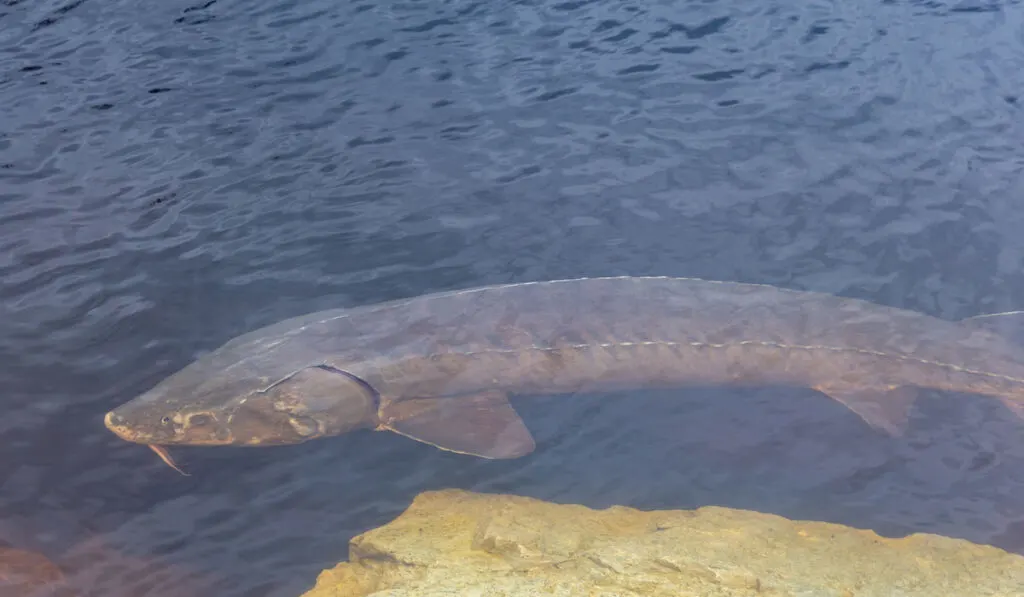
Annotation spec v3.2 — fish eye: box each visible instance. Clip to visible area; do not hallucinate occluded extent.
[160,416,172,426]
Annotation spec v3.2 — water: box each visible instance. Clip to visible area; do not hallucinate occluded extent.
[2,0,1024,594]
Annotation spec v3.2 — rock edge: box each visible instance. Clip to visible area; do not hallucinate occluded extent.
[302,489,1024,597]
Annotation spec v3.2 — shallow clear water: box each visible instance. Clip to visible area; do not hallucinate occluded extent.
[2,0,1024,594]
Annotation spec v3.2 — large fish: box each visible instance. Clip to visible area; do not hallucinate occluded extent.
[104,276,1024,471]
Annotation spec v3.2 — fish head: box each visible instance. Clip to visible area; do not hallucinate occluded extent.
[105,351,381,447]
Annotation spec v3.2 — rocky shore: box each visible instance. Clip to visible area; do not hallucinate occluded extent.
[301,489,1024,597]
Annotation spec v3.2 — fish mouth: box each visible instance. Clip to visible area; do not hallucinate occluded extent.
[104,411,191,475]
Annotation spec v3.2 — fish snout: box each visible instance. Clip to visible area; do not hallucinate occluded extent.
[104,410,130,438]
[104,410,150,443]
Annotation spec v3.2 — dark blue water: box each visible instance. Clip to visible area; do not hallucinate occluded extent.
[3,0,1024,594]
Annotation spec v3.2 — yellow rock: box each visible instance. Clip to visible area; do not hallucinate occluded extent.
[302,489,1024,597]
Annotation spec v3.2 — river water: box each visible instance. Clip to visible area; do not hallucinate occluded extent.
[2,0,1024,595]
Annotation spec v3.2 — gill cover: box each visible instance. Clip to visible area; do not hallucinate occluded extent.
[236,364,380,444]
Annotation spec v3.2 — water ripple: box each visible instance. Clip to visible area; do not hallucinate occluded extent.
[2,0,1024,594]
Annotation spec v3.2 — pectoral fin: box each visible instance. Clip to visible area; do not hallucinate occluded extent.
[379,391,536,459]
[814,383,919,435]
[961,311,1024,346]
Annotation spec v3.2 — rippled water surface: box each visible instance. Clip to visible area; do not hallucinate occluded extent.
[3,0,1024,594]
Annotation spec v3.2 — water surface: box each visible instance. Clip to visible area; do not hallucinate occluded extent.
[3,0,1024,595]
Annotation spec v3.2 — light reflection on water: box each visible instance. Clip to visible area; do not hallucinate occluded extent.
[2,0,1024,594]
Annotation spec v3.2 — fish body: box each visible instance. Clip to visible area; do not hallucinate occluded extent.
[104,276,1024,462]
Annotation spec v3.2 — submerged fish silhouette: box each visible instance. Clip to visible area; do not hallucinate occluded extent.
[104,276,1024,470]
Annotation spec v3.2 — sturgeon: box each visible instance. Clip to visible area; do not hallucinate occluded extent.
[104,276,1024,469]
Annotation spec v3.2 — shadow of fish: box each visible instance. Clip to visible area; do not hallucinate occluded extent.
[103,276,1024,472]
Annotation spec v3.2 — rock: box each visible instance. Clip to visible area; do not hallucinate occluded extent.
[0,546,65,596]
[302,489,1024,597]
